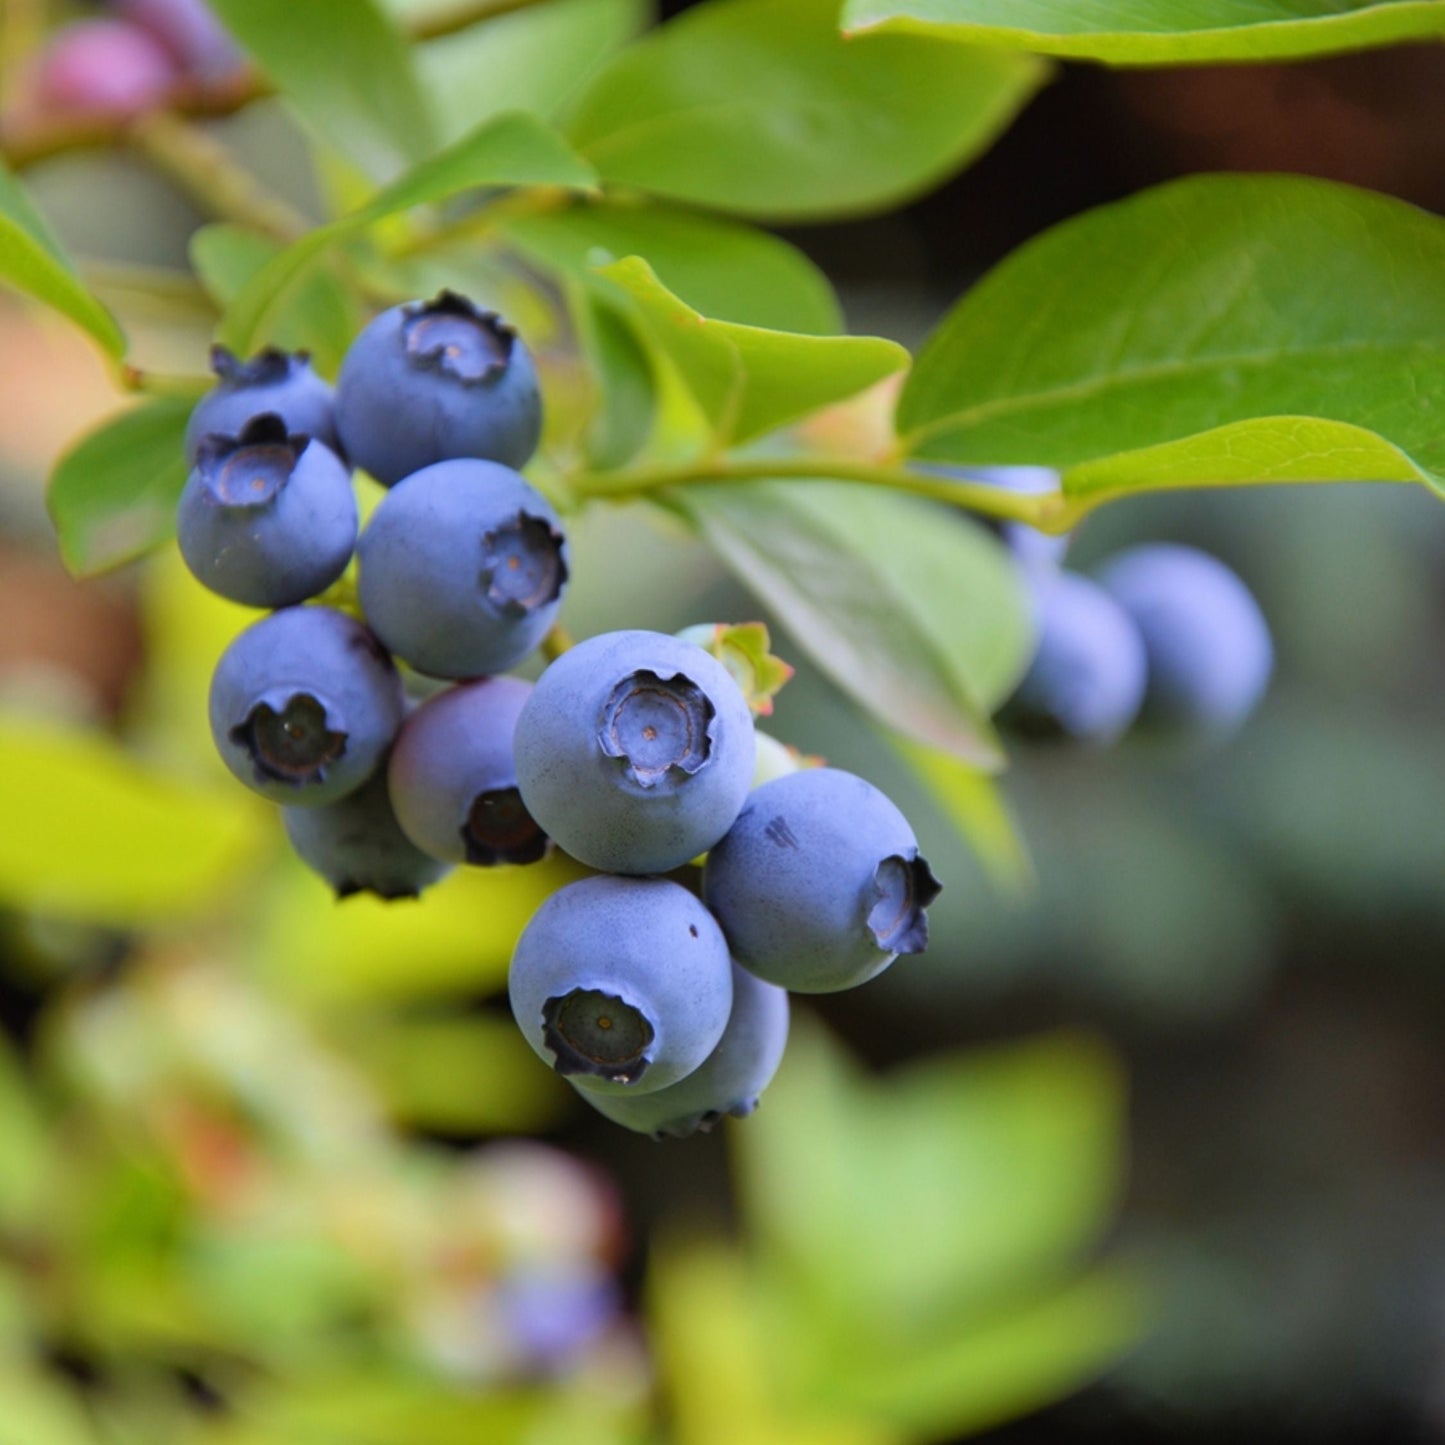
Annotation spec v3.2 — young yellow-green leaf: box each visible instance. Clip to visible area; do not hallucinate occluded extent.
[47,398,192,576]
[672,481,1031,766]
[0,162,125,358]
[900,175,1445,497]
[219,112,598,356]
[565,0,1045,220]
[601,258,906,445]
[1061,415,1440,516]
[418,0,651,144]
[0,714,266,925]
[191,224,358,375]
[206,0,435,179]
[503,200,842,334]
[843,0,1445,63]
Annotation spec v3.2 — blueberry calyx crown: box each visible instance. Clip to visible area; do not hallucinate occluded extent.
[195,413,308,508]
[461,787,549,866]
[541,988,655,1084]
[402,291,516,384]
[479,511,568,617]
[867,851,942,955]
[598,669,716,789]
[230,691,347,787]
[209,343,311,388]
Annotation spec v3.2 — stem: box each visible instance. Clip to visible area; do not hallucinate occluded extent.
[572,454,1076,532]
[128,111,309,241]
[1,0,554,169]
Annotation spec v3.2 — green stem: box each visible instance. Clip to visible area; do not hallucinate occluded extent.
[572,454,1076,532]
[129,112,309,242]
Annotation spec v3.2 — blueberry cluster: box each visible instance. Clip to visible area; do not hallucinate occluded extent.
[969,467,1274,747]
[180,291,942,1140]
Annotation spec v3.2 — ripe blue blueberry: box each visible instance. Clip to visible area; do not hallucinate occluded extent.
[509,875,734,1095]
[357,459,567,679]
[1096,543,1273,737]
[283,769,453,900]
[579,962,789,1139]
[387,676,548,865]
[209,605,404,806]
[176,414,357,608]
[335,292,542,485]
[702,767,941,994]
[184,346,338,464]
[513,630,756,875]
[1004,568,1147,745]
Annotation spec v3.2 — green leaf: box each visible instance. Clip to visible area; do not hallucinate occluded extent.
[888,733,1033,893]
[602,258,906,446]
[0,714,266,925]
[569,284,657,469]
[899,174,1445,500]
[218,111,597,356]
[504,200,842,333]
[191,224,358,375]
[206,0,435,179]
[0,161,125,357]
[842,0,1445,63]
[417,0,652,144]
[820,1265,1145,1437]
[1061,416,1437,516]
[737,1022,1128,1337]
[672,481,1031,766]
[565,0,1045,220]
[47,399,192,576]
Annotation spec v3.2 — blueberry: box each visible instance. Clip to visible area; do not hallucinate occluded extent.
[335,293,542,485]
[1003,568,1147,745]
[1096,543,1273,737]
[209,605,403,805]
[387,676,549,865]
[176,414,357,608]
[356,459,567,679]
[493,1266,620,1375]
[702,768,941,993]
[184,347,339,464]
[118,0,245,84]
[580,963,789,1139]
[513,630,756,875]
[283,768,453,900]
[509,875,734,1096]
[33,18,179,119]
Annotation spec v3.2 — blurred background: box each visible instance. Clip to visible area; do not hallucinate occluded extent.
[2,1,1445,1440]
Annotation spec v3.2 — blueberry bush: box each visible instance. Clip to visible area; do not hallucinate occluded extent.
[2,0,1444,1440]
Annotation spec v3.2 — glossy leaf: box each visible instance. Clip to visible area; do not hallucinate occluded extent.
[207,0,435,179]
[506,201,839,334]
[0,714,266,925]
[191,224,358,375]
[47,398,192,576]
[0,161,125,357]
[673,481,1032,766]
[900,175,1445,498]
[419,0,651,143]
[602,258,906,445]
[569,284,657,469]
[843,0,1445,63]
[565,0,1045,220]
[219,112,597,356]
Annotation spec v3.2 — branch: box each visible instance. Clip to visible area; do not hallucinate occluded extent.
[1,0,553,169]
